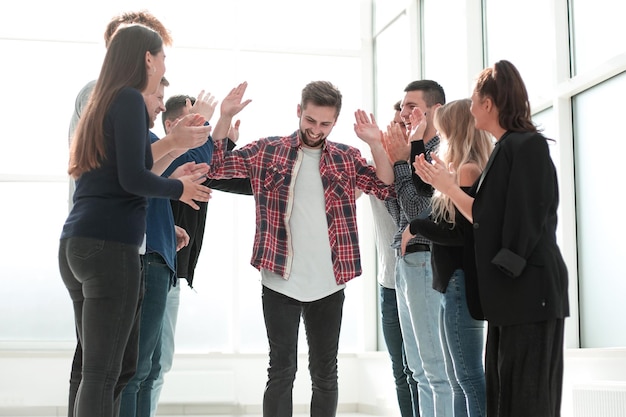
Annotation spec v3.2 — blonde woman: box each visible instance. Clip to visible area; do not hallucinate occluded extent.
[402,99,493,417]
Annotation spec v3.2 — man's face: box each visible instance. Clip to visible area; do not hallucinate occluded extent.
[297,103,337,148]
[144,83,166,129]
[400,90,429,130]
[164,106,190,135]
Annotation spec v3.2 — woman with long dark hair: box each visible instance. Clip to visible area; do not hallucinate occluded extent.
[58,24,211,417]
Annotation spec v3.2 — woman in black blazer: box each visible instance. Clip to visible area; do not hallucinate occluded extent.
[413,60,569,417]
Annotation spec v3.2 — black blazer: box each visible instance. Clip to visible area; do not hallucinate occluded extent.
[471,131,569,326]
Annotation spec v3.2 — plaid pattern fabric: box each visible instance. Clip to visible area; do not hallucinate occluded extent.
[389,136,440,249]
[209,131,395,284]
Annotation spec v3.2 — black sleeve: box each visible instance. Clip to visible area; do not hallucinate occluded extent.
[409,216,464,246]
[204,177,253,195]
[204,138,253,195]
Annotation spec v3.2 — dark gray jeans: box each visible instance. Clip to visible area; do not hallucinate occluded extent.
[59,237,142,417]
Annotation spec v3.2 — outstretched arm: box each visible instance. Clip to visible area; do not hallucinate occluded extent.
[212,82,252,142]
[353,110,393,185]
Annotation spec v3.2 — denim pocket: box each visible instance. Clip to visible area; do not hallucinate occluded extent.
[69,238,105,260]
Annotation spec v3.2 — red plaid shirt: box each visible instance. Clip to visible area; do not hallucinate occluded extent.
[209,131,395,284]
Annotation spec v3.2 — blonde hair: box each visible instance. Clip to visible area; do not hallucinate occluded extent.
[431,99,493,225]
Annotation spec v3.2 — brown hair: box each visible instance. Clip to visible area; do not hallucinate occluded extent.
[104,10,172,47]
[474,60,536,133]
[301,81,343,118]
[69,25,163,178]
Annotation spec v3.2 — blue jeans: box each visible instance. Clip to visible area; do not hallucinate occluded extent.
[380,285,420,417]
[261,286,344,417]
[440,270,486,417]
[395,251,452,417]
[59,237,142,417]
[150,281,181,417]
[120,253,173,417]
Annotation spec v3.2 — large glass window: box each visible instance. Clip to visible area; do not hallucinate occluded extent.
[570,0,626,76]
[484,0,555,104]
[374,13,413,122]
[423,0,473,101]
[0,0,372,355]
[572,71,626,348]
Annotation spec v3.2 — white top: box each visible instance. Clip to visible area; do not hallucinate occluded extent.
[368,193,397,288]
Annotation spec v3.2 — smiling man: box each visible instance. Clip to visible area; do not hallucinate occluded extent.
[208,80,395,417]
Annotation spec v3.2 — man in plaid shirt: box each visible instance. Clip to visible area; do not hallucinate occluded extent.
[209,80,394,417]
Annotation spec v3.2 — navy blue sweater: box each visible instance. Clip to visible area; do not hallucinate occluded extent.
[61,87,183,246]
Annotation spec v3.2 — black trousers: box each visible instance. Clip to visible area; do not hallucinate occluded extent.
[261,286,344,417]
[485,318,565,417]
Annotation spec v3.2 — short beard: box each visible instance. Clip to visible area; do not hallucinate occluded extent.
[299,129,326,148]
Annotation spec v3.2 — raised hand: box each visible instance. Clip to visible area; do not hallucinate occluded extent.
[408,107,427,142]
[188,90,218,122]
[353,110,383,146]
[169,113,212,150]
[228,119,241,143]
[220,82,252,118]
[413,152,455,193]
[382,122,410,163]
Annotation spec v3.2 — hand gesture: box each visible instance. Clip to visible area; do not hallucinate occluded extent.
[400,226,416,256]
[408,107,427,142]
[353,110,383,146]
[382,122,410,163]
[169,161,210,180]
[178,171,212,210]
[413,152,456,194]
[174,225,190,252]
[188,90,218,122]
[228,119,241,143]
[170,113,212,150]
[220,82,252,118]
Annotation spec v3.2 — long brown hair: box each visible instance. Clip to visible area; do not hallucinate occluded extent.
[474,60,537,133]
[69,24,163,178]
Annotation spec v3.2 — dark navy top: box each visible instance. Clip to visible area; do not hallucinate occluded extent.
[61,87,183,246]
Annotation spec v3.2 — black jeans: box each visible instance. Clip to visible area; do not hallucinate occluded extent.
[261,286,345,417]
[59,237,143,417]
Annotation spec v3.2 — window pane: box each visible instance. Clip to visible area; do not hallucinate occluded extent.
[373,0,410,33]
[0,182,75,342]
[572,71,626,348]
[570,0,626,75]
[374,14,413,123]
[423,0,472,101]
[0,40,104,177]
[484,0,555,104]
